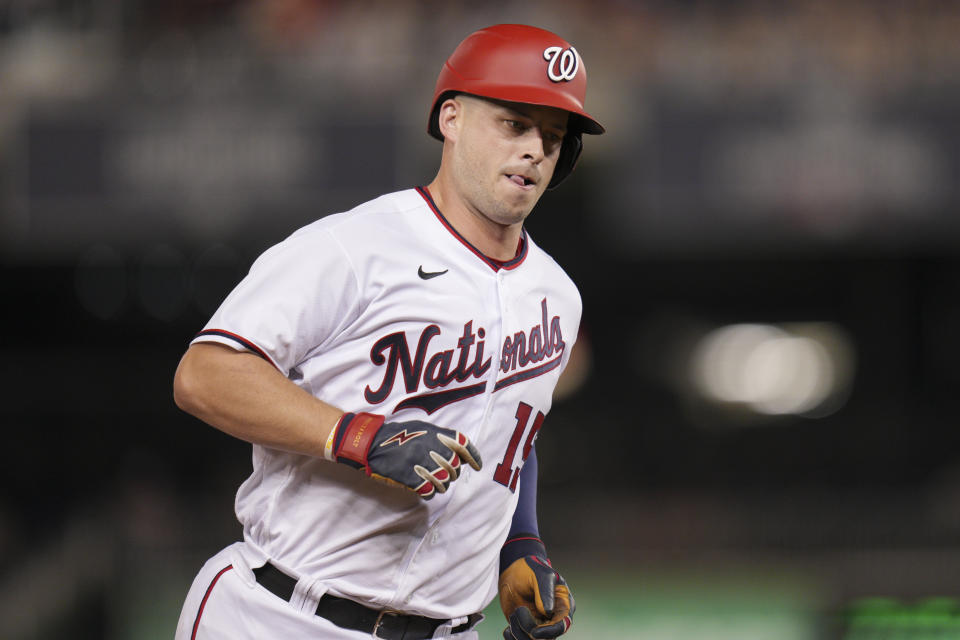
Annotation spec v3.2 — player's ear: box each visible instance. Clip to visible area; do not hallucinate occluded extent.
[437,97,463,143]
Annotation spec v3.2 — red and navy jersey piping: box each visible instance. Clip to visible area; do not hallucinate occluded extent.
[416,186,528,272]
[195,329,281,371]
[191,564,233,640]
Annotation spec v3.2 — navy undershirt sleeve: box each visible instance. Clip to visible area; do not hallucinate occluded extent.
[508,446,540,538]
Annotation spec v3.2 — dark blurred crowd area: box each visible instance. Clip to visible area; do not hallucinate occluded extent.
[3,1,960,638]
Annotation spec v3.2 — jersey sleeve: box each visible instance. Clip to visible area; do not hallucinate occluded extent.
[192,225,362,374]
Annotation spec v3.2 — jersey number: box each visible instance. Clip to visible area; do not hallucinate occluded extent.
[493,402,544,492]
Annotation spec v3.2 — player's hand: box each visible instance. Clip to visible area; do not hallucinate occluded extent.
[498,537,574,639]
[329,412,482,499]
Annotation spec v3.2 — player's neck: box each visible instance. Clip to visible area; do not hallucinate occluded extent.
[423,178,524,263]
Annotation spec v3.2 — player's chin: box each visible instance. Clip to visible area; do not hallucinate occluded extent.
[494,188,539,221]
[492,207,532,229]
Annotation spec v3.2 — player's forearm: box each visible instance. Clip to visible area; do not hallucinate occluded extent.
[173,342,342,458]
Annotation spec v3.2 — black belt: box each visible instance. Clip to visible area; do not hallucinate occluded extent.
[253,562,481,639]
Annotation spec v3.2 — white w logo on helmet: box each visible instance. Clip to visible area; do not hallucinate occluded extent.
[543,46,580,82]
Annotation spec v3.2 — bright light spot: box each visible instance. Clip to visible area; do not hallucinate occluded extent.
[690,322,853,417]
[693,324,786,403]
[745,336,833,415]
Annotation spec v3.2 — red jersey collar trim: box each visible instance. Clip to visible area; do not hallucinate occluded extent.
[416,186,528,272]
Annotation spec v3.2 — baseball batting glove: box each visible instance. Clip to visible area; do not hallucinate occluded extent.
[498,535,574,639]
[327,412,482,499]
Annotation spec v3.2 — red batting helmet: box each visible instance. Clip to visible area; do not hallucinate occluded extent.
[428,24,605,189]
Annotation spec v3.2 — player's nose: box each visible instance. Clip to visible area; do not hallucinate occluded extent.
[520,128,548,164]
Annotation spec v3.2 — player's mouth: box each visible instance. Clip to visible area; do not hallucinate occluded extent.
[505,173,537,190]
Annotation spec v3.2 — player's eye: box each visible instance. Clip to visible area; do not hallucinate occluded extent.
[545,131,564,145]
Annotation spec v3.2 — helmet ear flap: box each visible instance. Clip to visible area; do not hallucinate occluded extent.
[547,132,583,190]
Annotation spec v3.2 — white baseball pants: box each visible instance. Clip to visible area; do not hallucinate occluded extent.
[175,542,481,640]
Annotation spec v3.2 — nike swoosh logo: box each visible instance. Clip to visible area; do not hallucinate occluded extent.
[418,266,449,280]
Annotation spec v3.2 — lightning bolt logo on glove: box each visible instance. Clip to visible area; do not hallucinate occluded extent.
[329,412,482,499]
[379,429,428,447]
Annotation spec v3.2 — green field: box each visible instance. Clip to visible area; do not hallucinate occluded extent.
[476,565,822,640]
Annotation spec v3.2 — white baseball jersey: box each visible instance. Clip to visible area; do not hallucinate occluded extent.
[191,187,581,620]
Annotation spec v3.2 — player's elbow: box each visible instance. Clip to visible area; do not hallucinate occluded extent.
[173,348,209,417]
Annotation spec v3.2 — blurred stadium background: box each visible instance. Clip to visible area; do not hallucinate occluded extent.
[3,1,960,638]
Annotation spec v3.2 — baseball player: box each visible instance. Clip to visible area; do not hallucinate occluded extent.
[172,24,603,640]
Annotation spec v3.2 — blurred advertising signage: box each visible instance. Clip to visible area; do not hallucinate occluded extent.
[17,102,396,251]
[599,94,957,250]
